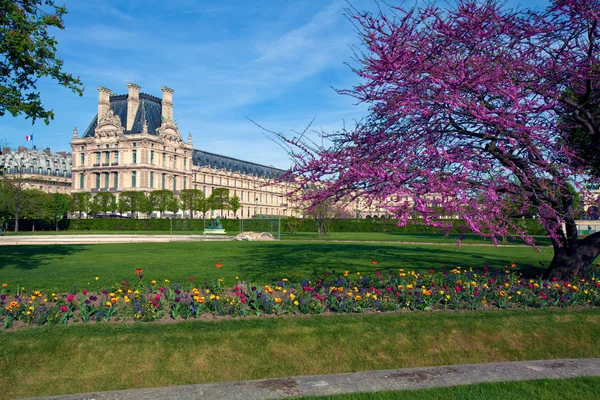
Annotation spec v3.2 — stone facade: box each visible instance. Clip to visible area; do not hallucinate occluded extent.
[0,147,72,194]
[70,84,297,218]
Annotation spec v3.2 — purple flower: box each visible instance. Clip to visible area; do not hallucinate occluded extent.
[139,274,143,279]
[85,299,91,305]
[102,290,108,295]
[251,286,256,291]
[90,295,97,301]
[175,289,181,295]
[175,297,181,302]
[257,293,262,298]
[0,295,5,300]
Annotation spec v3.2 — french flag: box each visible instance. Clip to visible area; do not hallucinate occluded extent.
[25,135,33,141]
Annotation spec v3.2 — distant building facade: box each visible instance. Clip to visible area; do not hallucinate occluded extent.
[70,84,296,218]
[0,146,72,194]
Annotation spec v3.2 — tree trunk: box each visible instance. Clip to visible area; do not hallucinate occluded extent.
[547,232,600,279]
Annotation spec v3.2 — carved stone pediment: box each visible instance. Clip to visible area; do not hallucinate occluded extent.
[156,119,182,143]
[95,109,125,139]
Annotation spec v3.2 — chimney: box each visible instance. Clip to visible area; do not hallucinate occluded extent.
[2,147,9,155]
[97,86,112,118]
[161,86,174,122]
[126,83,141,131]
[18,146,27,153]
[43,147,51,156]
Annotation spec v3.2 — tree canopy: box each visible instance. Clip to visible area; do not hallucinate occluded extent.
[281,0,600,278]
[0,0,83,124]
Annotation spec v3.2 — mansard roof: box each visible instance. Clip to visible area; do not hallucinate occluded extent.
[81,93,163,138]
[192,149,286,179]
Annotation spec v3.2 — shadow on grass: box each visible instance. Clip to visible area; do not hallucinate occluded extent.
[0,245,89,270]
[235,242,549,282]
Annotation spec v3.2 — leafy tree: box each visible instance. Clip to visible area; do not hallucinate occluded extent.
[0,0,83,124]
[50,192,71,231]
[94,192,116,215]
[284,216,301,234]
[71,192,90,218]
[228,194,241,218]
[148,190,173,218]
[281,1,600,278]
[210,188,229,218]
[179,189,203,219]
[197,191,212,227]
[167,196,180,216]
[20,189,52,230]
[118,191,147,218]
[0,146,36,231]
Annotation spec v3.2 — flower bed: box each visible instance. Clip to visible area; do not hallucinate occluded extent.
[2,264,599,329]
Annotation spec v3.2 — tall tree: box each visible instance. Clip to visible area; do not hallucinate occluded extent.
[210,188,229,218]
[118,191,147,218]
[148,190,173,218]
[167,196,180,216]
[228,193,241,218]
[0,146,35,231]
[280,0,600,278]
[93,192,116,215]
[50,192,70,231]
[179,189,203,219]
[71,192,90,219]
[0,0,83,124]
[20,189,52,230]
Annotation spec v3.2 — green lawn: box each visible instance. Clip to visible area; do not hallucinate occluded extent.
[0,241,553,292]
[281,232,553,246]
[298,377,600,400]
[1,308,599,399]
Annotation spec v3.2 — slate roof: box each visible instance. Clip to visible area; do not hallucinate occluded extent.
[193,149,286,179]
[82,93,163,138]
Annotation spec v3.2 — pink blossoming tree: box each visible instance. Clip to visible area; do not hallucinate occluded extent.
[280,0,600,279]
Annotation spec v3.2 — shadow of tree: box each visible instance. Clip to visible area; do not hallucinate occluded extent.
[0,245,89,270]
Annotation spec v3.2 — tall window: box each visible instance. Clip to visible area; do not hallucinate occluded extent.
[150,150,154,165]
[150,171,154,188]
[184,158,187,169]
[95,173,100,189]
[132,171,137,188]
[162,153,166,167]
[162,173,166,189]
[194,173,197,181]
[173,176,177,191]
[132,150,137,164]
[79,174,84,189]
[104,173,109,188]
[105,152,110,163]
[80,153,85,166]
[95,152,100,165]
[113,172,118,188]
[173,155,177,169]
[114,151,119,164]
[183,178,187,190]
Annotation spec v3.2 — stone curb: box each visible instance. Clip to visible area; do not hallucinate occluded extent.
[0,234,234,245]
[24,358,600,400]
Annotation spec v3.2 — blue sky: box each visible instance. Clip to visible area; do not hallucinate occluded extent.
[0,0,551,169]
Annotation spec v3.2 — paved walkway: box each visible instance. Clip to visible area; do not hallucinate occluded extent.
[0,234,234,245]
[27,358,600,400]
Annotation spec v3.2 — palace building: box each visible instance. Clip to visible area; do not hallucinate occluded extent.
[70,84,296,218]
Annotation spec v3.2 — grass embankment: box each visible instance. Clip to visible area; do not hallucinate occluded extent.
[299,377,600,400]
[1,309,599,399]
[0,241,553,292]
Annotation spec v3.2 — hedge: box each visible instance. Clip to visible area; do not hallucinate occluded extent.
[3,217,546,236]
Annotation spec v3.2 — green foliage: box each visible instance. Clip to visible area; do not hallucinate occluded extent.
[179,189,204,218]
[210,188,229,216]
[71,192,90,218]
[50,193,70,230]
[0,0,83,124]
[93,192,116,214]
[20,189,52,223]
[118,191,148,218]
[284,216,301,234]
[167,196,180,215]
[148,190,173,216]
[228,193,241,217]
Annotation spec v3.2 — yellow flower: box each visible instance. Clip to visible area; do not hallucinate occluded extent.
[134,290,139,295]
[373,295,378,300]
[439,290,445,295]
[26,311,31,316]
[355,295,362,301]
[209,294,216,300]
[357,272,361,275]
[282,278,288,282]
[151,280,156,285]
[347,291,353,297]
[343,271,349,277]
[196,296,205,303]
[192,288,200,296]
[124,297,130,303]
[235,276,239,280]
[399,273,407,278]
[290,293,296,300]
[283,289,287,293]
[337,287,343,292]
[109,293,115,298]
[105,301,112,307]
[446,295,451,300]
[533,283,540,289]
[471,281,477,287]
[499,291,506,297]
[517,291,522,295]
[504,282,509,288]
[294,300,299,306]
[95,277,99,281]
[111,297,117,304]
[216,296,220,300]
[407,284,414,289]
[366,292,371,298]
[28,306,34,311]
[128,289,133,294]
[164,279,170,283]
[206,289,211,294]
[274,298,281,304]
[1,283,7,288]
[43,298,47,302]
[117,289,123,293]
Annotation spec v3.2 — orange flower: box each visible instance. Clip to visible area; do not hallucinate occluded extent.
[499,291,506,297]
[215,263,223,268]
[197,296,205,303]
[371,260,378,265]
[135,269,143,274]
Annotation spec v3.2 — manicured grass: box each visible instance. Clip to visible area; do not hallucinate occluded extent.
[2,230,204,235]
[1,308,599,399]
[0,241,553,292]
[281,232,553,246]
[298,377,600,400]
